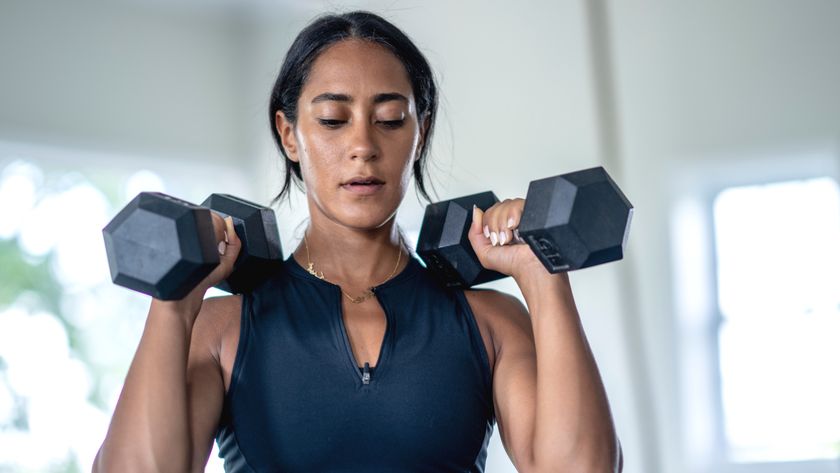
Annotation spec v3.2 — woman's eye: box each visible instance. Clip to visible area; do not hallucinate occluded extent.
[378,119,405,129]
[317,118,345,128]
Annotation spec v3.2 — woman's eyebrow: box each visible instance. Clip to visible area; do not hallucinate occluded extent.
[310,92,408,104]
[373,93,408,104]
[311,92,351,104]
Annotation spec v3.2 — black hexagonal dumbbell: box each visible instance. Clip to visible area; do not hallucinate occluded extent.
[416,191,506,287]
[200,194,283,294]
[416,166,633,288]
[103,192,283,300]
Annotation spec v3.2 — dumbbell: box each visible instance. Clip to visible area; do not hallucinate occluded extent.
[416,166,633,287]
[102,192,283,300]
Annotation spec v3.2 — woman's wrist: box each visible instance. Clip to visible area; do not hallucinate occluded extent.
[513,264,576,310]
[511,259,556,286]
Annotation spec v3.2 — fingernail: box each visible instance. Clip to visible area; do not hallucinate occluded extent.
[507,218,515,229]
[499,231,507,245]
[514,229,522,242]
[483,225,490,238]
[224,230,229,244]
[218,241,227,255]
[490,232,498,246]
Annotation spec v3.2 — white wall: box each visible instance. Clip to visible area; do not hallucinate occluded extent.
[0,0,244,165]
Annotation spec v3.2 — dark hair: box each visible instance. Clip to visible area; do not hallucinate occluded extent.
[269,11,438,205]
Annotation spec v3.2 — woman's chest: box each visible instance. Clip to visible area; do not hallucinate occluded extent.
[219,289,496,391]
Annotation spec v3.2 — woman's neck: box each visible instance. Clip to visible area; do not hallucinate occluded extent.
[292,217,407,290]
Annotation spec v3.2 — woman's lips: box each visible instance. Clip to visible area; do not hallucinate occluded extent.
[341,182,385,195]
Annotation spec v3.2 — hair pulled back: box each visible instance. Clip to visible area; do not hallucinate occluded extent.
[269,11,438,205]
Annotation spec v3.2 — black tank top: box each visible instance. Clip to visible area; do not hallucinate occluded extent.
[215,254,495,472]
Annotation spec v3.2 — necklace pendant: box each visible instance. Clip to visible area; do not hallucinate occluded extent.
[348,288,375,304]
[306,262,324,280]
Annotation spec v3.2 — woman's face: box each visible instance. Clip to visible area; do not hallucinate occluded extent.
[277,39,426,231]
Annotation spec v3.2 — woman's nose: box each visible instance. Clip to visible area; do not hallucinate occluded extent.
[347,121,379,161]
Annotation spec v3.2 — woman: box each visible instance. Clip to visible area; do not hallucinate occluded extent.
[94,11,621,472]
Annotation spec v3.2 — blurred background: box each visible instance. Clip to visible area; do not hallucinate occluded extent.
[0,0,838,471]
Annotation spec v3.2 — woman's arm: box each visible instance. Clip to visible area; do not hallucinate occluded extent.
[93,216,240,473]
[517,269,620,472]
[469,203,621,473]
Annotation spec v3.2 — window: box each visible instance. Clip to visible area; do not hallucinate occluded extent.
[674,169,840,473]
[713,177,840,463]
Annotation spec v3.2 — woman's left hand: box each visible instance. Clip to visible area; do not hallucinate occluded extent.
[468,198,546,280]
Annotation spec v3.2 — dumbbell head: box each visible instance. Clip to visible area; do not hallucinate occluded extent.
[518,166,633,272]
[103,192,219,300]
[201,193,283,294]
[417,191,506,288]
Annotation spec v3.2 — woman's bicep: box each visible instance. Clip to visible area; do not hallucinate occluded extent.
[186,347,224,471]
[466,289,538,472]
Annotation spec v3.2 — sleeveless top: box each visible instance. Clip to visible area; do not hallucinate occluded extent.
[215,254,496,472]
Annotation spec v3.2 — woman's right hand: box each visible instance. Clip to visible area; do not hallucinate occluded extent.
[152,213,242,321]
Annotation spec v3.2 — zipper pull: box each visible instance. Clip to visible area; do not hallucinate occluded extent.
[362,362,371,385]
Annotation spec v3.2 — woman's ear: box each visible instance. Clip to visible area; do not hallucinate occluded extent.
[275,111,300,162]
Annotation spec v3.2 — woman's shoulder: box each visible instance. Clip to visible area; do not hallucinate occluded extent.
[462,287,532,348]
[198,295,242,328]
[462,287,527,321]
[191,295,243,363]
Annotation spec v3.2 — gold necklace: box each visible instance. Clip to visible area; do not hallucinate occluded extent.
[303,232,403,304]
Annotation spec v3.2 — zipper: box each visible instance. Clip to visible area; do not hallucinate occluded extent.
[337,285,390,386]
[362,362,371,385]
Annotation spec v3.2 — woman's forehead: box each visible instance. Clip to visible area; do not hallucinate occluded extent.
[302,39,414,101]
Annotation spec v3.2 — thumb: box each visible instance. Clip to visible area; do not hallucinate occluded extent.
[468,205,491,254]
[224,216,241,248]
[219,216,242,266]
[469,204,483,235]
